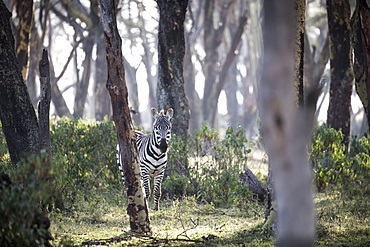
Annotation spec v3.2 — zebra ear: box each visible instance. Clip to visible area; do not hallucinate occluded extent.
[151,107,158,118]
[166,108,174,118]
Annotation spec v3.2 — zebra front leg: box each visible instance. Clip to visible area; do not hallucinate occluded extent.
[153,171,165,211]
[141,173,151,200]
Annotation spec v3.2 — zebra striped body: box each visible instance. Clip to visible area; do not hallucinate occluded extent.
[117,108,173,210]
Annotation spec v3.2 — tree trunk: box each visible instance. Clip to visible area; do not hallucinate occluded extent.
[27,21,43,108]
[259,0,316,245]
[351,0,370,128]
[38,49,51,157]
[201,0,247,128]
[156,0,190,137]
[15,0,34,80]
[124,58,141,126]
[184,26,202,132]
[326,0,354,149]
[294,0,305,107]
[73,36,94,118]
[225,62,239,129]
[0,1,40,165]
[99,0,151,233]
[94,28,111,120]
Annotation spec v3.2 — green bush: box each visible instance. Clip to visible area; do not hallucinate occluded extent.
[310,124,370,194]
[0,154,52,247]
[164,124,254,208]
[50,119,119,209]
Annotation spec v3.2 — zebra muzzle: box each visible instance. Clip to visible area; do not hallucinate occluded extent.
[159,138,168,153]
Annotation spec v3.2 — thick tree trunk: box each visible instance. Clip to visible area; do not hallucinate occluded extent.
[259,0,316,245]
[351,0,370,128]
[99,0,151,233]
[326,0,354,149]
[156,0,190,137]
[0,1,40,164]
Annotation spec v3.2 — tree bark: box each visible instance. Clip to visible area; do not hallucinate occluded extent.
[259,0,316,245]
[99,0,151,233]
[351,0,370,128]
[326,0,354,148]
[15,0,34,80]
[73,36,94,118]
[38,49,51,157]
[294,0,305,107]
[156,0,190,137]
[0,1,40,165]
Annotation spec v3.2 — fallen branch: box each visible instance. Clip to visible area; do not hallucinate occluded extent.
[239,166,267,202]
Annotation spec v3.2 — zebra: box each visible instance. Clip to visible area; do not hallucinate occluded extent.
[117,107,174,210]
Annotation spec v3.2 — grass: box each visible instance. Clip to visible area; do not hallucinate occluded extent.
[49,186,370,247]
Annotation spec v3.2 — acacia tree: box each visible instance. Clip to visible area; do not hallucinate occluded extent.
[0,1,39,165]
[259,0,316,245]
[99,0,151,233]
[326,0,354,148]
[201,0,248,128]
[156,0,190,137]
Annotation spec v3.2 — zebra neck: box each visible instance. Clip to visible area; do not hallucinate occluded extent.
[149,134,166,156]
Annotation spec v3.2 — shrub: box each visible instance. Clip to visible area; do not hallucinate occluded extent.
[310,124,370,194]
[164,124,254,208]
[50,119,119,209]
[0,154,53,247]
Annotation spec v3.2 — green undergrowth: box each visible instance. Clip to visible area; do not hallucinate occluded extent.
[50,195,273,247]
[1,120,370,246]
[49,190,370,246]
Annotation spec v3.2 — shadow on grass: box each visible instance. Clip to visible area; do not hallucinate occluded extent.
[78,223,275,247]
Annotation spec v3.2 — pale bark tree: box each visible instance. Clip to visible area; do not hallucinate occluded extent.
[99,0,151,233]
[259,0,316,245]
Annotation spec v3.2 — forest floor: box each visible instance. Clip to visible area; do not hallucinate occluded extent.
[49,186,370,246]
[49,150,370,246]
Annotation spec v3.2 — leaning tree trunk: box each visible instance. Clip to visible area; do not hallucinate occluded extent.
[0,1,39,165]
[99,0,151,233]
[351,0,370,128]
[259,0,316,246]
[326,0,354,149]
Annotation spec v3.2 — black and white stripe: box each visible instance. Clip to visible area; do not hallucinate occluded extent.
[117,107,173,210]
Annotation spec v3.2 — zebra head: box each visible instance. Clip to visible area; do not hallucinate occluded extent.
[151,107,173,154]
